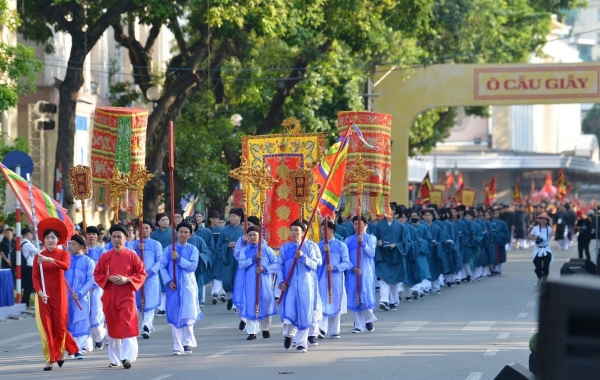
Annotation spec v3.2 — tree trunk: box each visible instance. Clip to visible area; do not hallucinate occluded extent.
[56,46,85,217]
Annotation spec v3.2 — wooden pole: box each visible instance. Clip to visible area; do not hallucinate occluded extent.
[324,215,333,304]
[169,121,177,284]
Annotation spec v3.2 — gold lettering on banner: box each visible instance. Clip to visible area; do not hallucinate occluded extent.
[276,164,290,199]
[475,67,600,100]
[277,226,290,241]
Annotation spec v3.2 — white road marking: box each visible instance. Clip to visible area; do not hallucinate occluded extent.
[15,342,40,349]
[526,301,536,307]
[461,321,496,332]
[391,321,430,332]
[0,332,39,345]
[205,350,230,359]
[517,313,528,318]
[148,375,173,380]
[484,349,498,356]
[465,372,483,380]
[496,333,510,340]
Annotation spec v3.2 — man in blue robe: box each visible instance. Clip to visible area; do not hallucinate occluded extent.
[317,219,351,338]
[396,209,421,301]
[237,226,277,340]
[214,208,244,308]
[346,215,378,333]
[449,207,466,284]
[409,210,433,297]
[127,219,163,339]
[183,217,212,307]
[150,213,173,316]
[465,210,484,281]
[482,209,498,277]
[375,213,408,311]
[423,209,446,294]
[85,226,107,349]
[493,208,510,275]
[277,220,320,353]
[66,234,96,358]
[334,212,350,240]
[207,210,223,246]
[160,221,202,356]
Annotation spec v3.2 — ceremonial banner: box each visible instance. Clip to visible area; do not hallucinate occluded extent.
[338,111,392,218]
[432,184,446,203]
[429,190,444,207]
[460,188,477,207]
[241,121,325,250]
[91,107,147,211]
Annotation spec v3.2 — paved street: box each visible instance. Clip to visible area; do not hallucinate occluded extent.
[0,243,585,380]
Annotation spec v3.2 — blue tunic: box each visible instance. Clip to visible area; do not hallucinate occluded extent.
[317,239,351,317]
[433,220,450,274]
[277,241,320,330]
[343,220,355,237]
[215,224,244,292]
[411,222,433,281]
[345,233,377,312]
[467,220,484,268]
[160,243,203,328]
[443,220,459,274]
[86,245,105,328]
[426,223,446,279]
[207,225,223,246]
[150,228,173,249]
[236,243,278,321]
[232,236,267,311]
[403,223,421,286]
[127,238,163,311]
[65,254,96,337]
[494,218,510,263]
[481,220,497,266]
[374,220,409,285]
[335,225,350,240]
[187,234,212,287]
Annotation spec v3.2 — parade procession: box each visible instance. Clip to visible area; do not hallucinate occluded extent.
[0,107,548,373]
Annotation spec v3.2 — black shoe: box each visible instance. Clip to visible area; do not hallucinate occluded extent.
[95,341,104,349]
[308,336,318,346]
[57,359,65,368]
[284,337,292,349]
[227,299,233,311]
[44,363,53,371]
[141,325,150,339]
[212,294,218,304]
[183,346,193,355]
[412,290,419,300]
[74,352,84,359]
[247,334,257,340]
[296,346,307,353]
[219,295,226,303]
[108,363,119,368]
[466,275,472,282]
[156,310,166,316]
[239,320,246,331]
[262,330,270,339]
[378,302,389,311]
[122,359,131,369]
[317,329,325,339]
[447,282,452,288]
[366,322,374,332]
[389,303,397,310]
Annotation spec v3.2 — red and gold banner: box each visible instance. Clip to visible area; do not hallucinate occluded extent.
[460,188,477,207]
[241,127,325,250]
[91,107,147,210]
[338,111,392,218]
[429,190,444,207]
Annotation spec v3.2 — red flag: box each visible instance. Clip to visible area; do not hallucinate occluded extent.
[0,164,76,238]
[451,182,464,205]
[556,169,571,200]
[488,175,497,201]
[457,172,464,188]
[417,171,432,204]
[445,173,454,190]
[542,172,552,194]
[513,177,522,204]
[483,180,491,206]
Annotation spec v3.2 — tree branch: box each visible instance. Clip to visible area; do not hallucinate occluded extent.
[168,18,188,57]
[145,22,162,54]
[257,39,334,135]
[86,0,138,54]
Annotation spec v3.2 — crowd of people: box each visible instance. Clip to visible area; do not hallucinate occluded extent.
[1,200,597,371]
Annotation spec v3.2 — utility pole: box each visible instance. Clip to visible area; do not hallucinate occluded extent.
[362,78,379,111]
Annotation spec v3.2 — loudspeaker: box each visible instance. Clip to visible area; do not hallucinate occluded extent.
[493,363,535,380]
[538,277,600,380]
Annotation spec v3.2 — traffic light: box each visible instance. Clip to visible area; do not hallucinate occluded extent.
[31,101,57,130]
[33,101,58,116]
[36,119,56,130]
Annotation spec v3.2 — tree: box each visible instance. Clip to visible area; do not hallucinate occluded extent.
[0,0,41,112]
[582,104,600,144]
[18,0,154,214]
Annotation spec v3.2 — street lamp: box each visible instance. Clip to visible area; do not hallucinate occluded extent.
[146,85,161,113]
[230,113,243,127]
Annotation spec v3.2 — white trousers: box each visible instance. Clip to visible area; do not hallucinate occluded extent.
[431,278,441,292]
[246,317,271,334]
[211,280,223,295]
[379,281,400,304]
[483,266,491,277]
[282,321,308,348]
[141,310,155,333]
[91,323,107,344]
[171,325,197,352]
[493,264,502,274]
[558,238,570,250]
[107,336,138,364]
[462,263,473,278]
[473,266,483,280]
[159,293,166,311]
[444,273,454,284]
[318,314,341,336]
[74,335,89,353]
[517,239,529,249]
[421,279,432,293]
[353,309,377,331]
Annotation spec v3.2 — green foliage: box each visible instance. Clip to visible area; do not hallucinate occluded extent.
[582,104,600,144]
[0,133,30,224]
[0,0,42,113]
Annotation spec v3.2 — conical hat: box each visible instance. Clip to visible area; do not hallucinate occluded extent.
[37,218,69,246]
